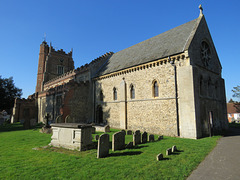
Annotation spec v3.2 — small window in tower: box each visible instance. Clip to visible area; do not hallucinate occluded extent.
[57,66,64,75]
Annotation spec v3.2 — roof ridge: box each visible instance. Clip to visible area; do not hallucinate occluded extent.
[182,16,203,52]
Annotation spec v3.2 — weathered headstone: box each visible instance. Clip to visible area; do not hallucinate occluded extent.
[133,130,141,146]
[97,134,109,158]
[127,130,132,135]
[95,134,99,140]
[148,134,155,142]
[121,129,126,135]
[55,115,64,123]
[166,148,171,155]
[65,115,74,123]
[112,131,125,151]
[141,131,148,144]
[126,142,133,149]
[156,153,163,161]
[172,145,177,153]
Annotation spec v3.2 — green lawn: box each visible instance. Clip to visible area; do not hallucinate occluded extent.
[0,123,220,180]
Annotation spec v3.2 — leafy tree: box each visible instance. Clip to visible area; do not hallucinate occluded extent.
[228,98,235,103]
[0,76,22,113]
[232,85,240,99]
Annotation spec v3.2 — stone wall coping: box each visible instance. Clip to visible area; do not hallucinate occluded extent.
[51,123,92,129]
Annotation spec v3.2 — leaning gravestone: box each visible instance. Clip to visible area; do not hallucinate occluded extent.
[97,134,109,158]
[166,148,171,155]
[112,131,125,151]
[156,153,163,161]
[172,145,177,153]
[141,131,148,144]
[133,130,141,146]
[148,134,155,142]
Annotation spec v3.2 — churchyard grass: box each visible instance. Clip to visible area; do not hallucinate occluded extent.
[0,123,220,180]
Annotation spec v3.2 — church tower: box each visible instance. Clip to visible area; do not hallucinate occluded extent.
[35,41,74,94]
[35,41,49,93]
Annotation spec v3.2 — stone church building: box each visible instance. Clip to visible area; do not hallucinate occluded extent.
[12,9,228,139]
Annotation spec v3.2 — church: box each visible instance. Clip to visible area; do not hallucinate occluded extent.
[12,6,228,139]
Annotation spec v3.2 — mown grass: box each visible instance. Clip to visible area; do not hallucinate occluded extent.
[0,123,220,180]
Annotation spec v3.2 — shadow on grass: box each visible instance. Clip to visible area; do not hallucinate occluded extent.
[109,151,142,157]
[126,145,149,150]
[162,157,170,160]
[0,123,25,133]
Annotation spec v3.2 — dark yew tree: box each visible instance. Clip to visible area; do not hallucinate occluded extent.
[0,76,22,113]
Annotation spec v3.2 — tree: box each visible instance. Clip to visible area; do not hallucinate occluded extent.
[232,85,240,99]
[0,76,22,113]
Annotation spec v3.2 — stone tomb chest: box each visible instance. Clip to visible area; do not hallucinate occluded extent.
[50,123,93,151]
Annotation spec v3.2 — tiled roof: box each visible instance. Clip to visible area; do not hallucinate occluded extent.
[227,103,240,114]
[96,16,201,76]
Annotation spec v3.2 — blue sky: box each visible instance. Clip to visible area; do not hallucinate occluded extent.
[0,0,239,101]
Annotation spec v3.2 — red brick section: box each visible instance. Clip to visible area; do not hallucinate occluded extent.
[36,41,49,93]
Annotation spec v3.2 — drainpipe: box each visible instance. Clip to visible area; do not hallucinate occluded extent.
[169,57,180,136]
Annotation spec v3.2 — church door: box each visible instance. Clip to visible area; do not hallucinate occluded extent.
[96,106,103,124]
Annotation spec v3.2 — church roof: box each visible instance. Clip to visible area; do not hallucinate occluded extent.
[96,17,200,77]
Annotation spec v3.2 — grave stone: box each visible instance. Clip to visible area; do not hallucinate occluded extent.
[121,129,126,135]
[166,148,171,155]
[65,115,74,123]
[141,132,148,144]
[172,145,177,153]
[126,142,133,149]
[127,130,132,135]
[156,153,163,161]
[112,131,125,151]
[97,134,109,158]
[56,115,64,123]
[95,135,99,140]
[148,134,155,142]
[133,130,141,146]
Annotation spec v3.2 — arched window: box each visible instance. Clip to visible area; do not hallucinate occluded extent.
[113,87,117,100]
[130,85,135,99]
[100,90,103,101]
[153,81,159,97]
